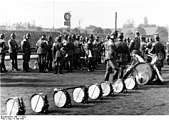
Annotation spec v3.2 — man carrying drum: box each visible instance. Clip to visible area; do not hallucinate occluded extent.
[104,34,119,82]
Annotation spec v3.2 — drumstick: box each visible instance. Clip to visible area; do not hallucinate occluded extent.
[56,91,63,106]
[90,85,97,99]
[75,88,82,102]
[34,95,41,112]
[9,99,16,115]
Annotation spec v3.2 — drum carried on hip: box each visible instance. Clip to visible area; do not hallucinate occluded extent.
[73,86,88,103]
[6,97,26,115]
[30,93,49,113]
[133,62,154,85]
[124,76,137,90]
[53,88,71,108]
[100,81,113,96]
[88,84,102,100]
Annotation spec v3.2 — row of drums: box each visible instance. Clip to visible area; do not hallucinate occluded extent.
[6,78,136,115]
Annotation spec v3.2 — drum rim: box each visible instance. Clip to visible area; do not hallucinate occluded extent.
[6,97,19,115]
[88,84,101,99]
[133,62,153,85]
[73,87,85,103]
[30,94,45,112]
[53,90,68,107]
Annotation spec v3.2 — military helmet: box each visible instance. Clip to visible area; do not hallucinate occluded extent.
[10,33,16,38]
[0,33,5,39]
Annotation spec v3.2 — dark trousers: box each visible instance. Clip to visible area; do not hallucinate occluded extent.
[38,54,46,72]
[10,52,18,70]
[74,54,81,69]
[0,53,7,72]
[66,55,73,72]
[22,53,31,71]
[46,52,53,71]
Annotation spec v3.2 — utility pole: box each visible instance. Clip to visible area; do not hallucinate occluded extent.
[115,12,117,32]
[52,2,55,32]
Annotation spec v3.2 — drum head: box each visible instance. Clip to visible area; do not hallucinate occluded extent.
[134,63,153,85]
[112,79,124,93]
[73,87,85,103]
[31,94,44,113]
[54,91,67,107]
[88,84,101,99]
[100,82,111,96]
[124,77,136,90]
[6,98,19,115]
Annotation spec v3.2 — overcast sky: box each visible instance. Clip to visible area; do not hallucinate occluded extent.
[0,0,169,29]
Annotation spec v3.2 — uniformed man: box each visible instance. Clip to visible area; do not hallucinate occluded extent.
[104,35,118,82]
[0,33,8,73]
[150,34,166,71]
[52,36,64,74]
[20,33,31,72]
[36,35,48,72]
[73,35,82,70]
[129,31,141,56]
[65,36,74,72]
[46,35,53,71]
[115,32,130,68]
[8,33,19,71]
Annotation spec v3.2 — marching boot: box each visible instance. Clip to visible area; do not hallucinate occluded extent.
[54,66,58,74]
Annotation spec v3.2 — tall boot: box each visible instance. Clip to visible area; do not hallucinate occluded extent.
[104,71,110,81]
[112,69,119,82]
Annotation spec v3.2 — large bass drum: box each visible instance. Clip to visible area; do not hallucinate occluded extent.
[100,82,113,96]
[30,93,49,113]
[53,89,71,108]
[73,86,88,103]
[6,97,25,115]
[112,79,125,93]
[88,84,102,100]
[133,62,154,85]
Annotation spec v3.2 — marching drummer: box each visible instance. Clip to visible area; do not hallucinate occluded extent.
[104,34,119,82]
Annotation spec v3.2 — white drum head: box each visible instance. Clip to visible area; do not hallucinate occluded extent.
[124,77,136,90]
[134,63,152,85]
[54,91,67,107]
[88,84,101,99]
[73,88,85,103]
[31,94,44,113]
[112,80,124,93]
[6,98,19,115]
[100,82,111,96]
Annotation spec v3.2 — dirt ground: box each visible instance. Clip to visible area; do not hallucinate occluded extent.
[1,59,169,115]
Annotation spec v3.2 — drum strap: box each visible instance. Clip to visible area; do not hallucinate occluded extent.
[10,99,16,115]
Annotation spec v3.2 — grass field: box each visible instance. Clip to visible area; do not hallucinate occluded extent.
[1,59,169,115]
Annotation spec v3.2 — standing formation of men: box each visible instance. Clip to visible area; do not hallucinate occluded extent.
[0,31,167,77]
